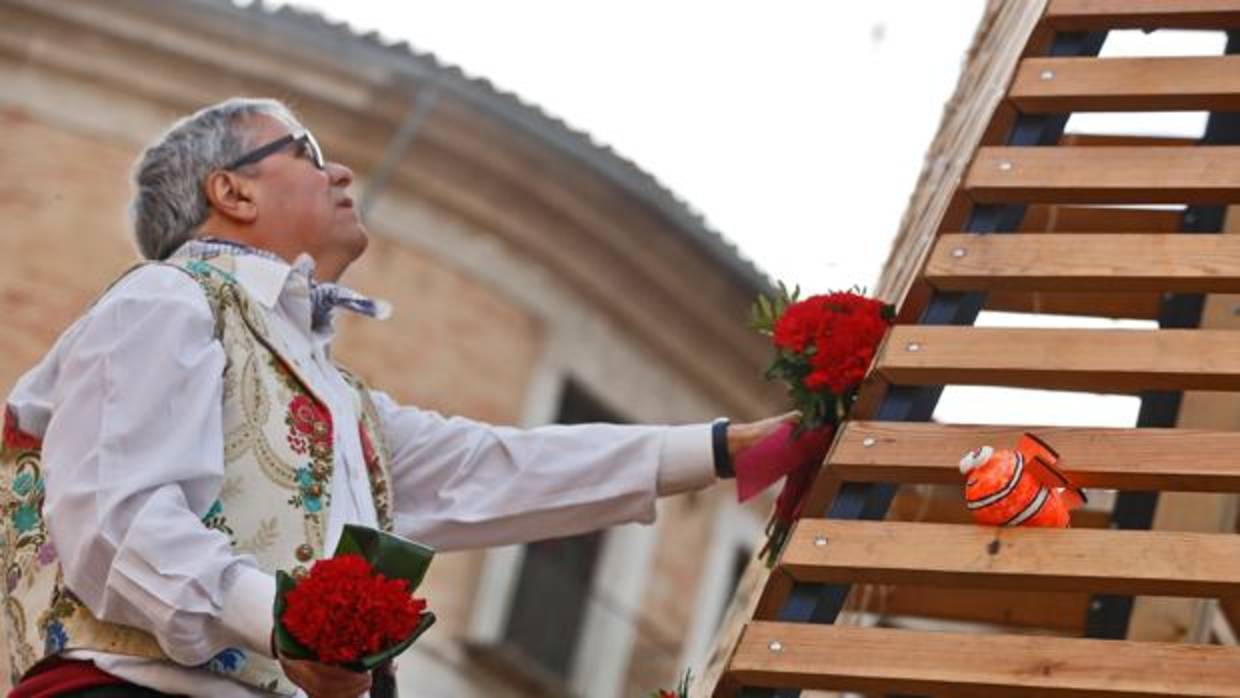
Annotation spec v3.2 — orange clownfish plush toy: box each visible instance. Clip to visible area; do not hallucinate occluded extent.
[959,433,1086,527]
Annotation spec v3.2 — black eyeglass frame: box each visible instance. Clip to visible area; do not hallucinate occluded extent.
[223,130,325,171]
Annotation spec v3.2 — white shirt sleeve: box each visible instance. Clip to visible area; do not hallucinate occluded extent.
[37,266,274,666]
[369,390,715,551]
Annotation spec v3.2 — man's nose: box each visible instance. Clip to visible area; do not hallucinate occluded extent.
[327,161,354,187]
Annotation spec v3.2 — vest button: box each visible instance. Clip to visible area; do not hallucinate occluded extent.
[292,565,309,580]
[295,544,314,562]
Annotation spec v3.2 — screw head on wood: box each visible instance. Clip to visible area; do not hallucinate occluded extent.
[951,247,967,259]
[862,437,877,448]
[998,161,1013,171]
[906,342,921,352]
[814,536,828,547]
[1039,69,1055,80]
[768,640,784,652]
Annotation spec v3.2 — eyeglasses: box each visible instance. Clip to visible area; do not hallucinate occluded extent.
[223,130,325,171]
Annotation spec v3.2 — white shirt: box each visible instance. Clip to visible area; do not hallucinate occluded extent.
[7,253,715,697]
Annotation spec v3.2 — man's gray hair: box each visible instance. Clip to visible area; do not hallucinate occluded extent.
[129,97,302,260]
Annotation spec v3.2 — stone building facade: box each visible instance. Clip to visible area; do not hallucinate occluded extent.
[0,1,784,695]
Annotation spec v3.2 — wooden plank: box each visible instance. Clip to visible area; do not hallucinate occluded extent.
[876,325,1240,392]
[966,146,1240,204]
[730,621,1240,696]
[1021,204,1185,232]
[1011,56,1240,112]
[781,519,1240,598]
[1059,134,1198,147]
[926,233,1240,293]
[885,482,1112,528]
[1046,0,1240,30]
[985,289,1162,319]
[870,584,1089,633]
[830,421,1240,493]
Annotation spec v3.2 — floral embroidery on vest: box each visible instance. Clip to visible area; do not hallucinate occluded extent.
[201,499,234,543]
[358,423,392,531]
[285,395,333,515]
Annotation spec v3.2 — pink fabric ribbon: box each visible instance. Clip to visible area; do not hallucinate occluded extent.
[734,422,834,506]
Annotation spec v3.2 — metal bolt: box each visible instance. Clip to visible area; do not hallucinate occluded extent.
[813,536,828,547]
[862,437,877,448]
[998,161,1013,171]
[906,342,922,352]
[1040,69,1055,80]
[951,247,967,259]
[768,640,784,652]
[1090,600,1104,612]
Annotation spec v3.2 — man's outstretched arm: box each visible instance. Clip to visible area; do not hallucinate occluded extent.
[370,389,793,550]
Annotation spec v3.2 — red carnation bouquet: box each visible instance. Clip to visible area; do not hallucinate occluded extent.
[274,525,436,670]
[742,284,894,564]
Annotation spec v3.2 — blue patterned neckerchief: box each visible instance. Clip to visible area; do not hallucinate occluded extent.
[177,237,391,332]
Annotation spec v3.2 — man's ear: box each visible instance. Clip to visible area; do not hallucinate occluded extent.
[204,170,258,223]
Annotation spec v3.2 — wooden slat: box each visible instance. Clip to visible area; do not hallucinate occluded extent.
[870,584,1089,633]
[1046,0,1240,30]
[991,203,1183,319]
[731,621,1240,696]
[926,233,1240,293]
[1011,56,1240,112]
[1021,203,1186,232]
[1059,134,1198,147]
[966,146,1240,204]
[985,289,1162,319]
[885,482,1111,528]
[781,519,1240,597]
[830,421,1240,493]
[876,326,1240,392]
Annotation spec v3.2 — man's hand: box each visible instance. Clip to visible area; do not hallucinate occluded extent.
[726,411,800,460]
[278,653,372,698]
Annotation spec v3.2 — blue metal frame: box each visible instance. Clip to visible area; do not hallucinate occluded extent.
[735,29,1108,698]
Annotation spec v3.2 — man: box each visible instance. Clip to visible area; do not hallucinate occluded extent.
[1,98,790,697]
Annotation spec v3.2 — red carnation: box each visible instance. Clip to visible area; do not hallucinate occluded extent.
[748,286,894,564]
[281,554,427,665]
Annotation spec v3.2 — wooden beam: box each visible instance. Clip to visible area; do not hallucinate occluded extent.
[984,289,1162,319]
[927,233,1240,293]
[877,326,1240,392]
[1059,134,1198,147]
[1045,0,1240,30]
[829,421,1240,493]
[869,584,1089,633]
[1011,56,1240,113]
[1020,203,1185,232]
[730,621,1240,696]
[966,146,1240,204]
[885,482,1112,528]
[781,519,1240,597]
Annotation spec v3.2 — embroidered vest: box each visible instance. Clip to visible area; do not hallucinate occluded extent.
[0,255,396,694]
